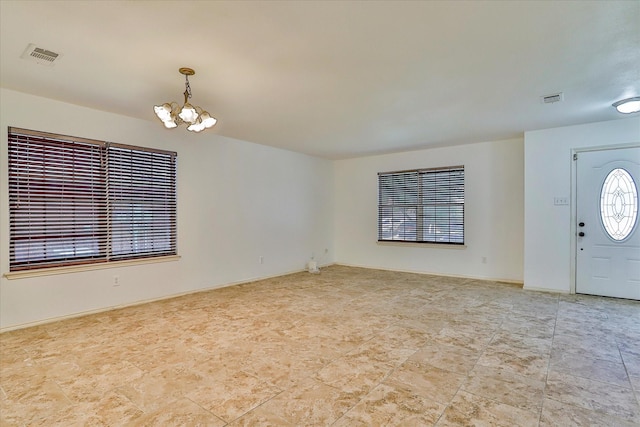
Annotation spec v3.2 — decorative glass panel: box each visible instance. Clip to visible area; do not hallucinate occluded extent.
[600,168,638,241]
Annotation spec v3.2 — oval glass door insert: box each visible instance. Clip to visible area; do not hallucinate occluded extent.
[600,168,638,241]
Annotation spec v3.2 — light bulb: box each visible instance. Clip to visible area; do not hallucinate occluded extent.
[179,103,198,123]
[187,121,205,132]
[199,111,217,128]
[154,103,173,122]
[163,119,178,129]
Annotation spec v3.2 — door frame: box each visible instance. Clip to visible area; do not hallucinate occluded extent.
[571,142,640,295]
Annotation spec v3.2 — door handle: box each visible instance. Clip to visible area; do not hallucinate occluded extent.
[579,222,585,227]
[579,232,585,237]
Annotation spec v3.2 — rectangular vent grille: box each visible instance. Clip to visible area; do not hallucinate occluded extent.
[31,48,58,62]
[542,92,564,104]
[20,43,61,66]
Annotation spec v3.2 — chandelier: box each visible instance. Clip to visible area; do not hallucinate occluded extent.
[154,67,217,132]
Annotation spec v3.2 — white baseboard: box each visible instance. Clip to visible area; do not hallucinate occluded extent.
[333,262,524,285]
[522,285,570,294]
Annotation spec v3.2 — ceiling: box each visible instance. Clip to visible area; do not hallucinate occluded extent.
[1,1,638,159]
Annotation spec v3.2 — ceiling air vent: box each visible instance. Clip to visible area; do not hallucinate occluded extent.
[20,43,61,66]
[541,92,564,104]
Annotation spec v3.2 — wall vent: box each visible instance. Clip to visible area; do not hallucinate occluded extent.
[20,43,61,66]
[541,92,564,104]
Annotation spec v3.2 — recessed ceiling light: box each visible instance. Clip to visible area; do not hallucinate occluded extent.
[612,97,640,114]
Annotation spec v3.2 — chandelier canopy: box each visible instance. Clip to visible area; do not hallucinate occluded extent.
[154,67,217,132]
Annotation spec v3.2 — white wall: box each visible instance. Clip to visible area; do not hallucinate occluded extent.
[0,89,334,330]
[334,138,524,282]
[523,117,640,293]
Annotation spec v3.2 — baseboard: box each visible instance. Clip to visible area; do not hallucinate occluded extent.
[333,262,524,285]
[522,285,570,294]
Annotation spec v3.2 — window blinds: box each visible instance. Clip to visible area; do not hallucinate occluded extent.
[378,166,464,244]
[108,143,177,261]
[8,128,177,271]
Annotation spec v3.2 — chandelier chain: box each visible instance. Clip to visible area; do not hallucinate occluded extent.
[183,75,192,102]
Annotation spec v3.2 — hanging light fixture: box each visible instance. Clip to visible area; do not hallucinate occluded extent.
[154,67,217,132]
[612,96,640,114]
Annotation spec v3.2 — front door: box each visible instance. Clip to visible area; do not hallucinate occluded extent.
[576,146,640,300]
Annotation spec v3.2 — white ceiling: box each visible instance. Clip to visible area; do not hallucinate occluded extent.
[1,1,638,159]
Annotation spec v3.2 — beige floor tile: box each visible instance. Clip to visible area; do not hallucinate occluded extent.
[409,340,479,374]
[374,325,431,351]
[617,331,640,358]
[489,329,553,354]
[0,326,51,353]
[540,397,638,427]
[0,377,73,425]
[384,359,466,405]
[499,317,555,339]
[132,397,226,426]
[550,351,631,388]
[477,330,552,381]
[545,370,640,423]
[431,324,495,353]
[462,365,545,413]
[55,359,145,403]
[0,356,45,389]
[243,350,324,390]
[334,383,447,426]
[621,350,640,378]
[314,351,394,395]
[436,390,539,427]
[31,390,144,426]
[184,364,282,423]
[254,377,360,425]
[476,346,550,381]
[552,330,621,362]
[342,338,417,368]
[116,364,205,412]
[226,405,294,426]
[555,320,619,342]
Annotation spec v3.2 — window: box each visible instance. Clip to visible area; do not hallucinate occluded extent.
[600,168,638,241]
[8,127,177,271]
[378,166,464,244]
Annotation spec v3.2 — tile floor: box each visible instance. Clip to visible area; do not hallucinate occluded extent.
[1,265,639,426]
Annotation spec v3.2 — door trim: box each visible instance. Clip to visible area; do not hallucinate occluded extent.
[571,142,640,295]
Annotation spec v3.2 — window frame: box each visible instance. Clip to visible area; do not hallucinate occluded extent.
[7,127,177,272]
[378,165,465,245]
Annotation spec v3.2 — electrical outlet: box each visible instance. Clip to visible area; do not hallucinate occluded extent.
[113,275,120,286]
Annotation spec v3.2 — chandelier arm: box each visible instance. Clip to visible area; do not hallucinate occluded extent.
[172,102,184,125]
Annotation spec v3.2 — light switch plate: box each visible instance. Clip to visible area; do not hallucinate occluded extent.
[554,197,569,206]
